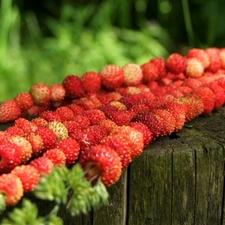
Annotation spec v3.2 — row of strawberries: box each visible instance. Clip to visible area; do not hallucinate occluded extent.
[0,47,225,209]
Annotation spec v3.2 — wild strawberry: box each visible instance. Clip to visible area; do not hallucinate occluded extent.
[207,82,225,109]
[11,165,40,192]
[132,111,165,139]
[99,119,118,135]
[62,75,85,99]
[40,110,61,122]
[124,86,141,95]
[49,84,66,102]
[216,77,225,90]
[48,121,69,142]
[97,91,122,105]
[193,86,216,114]
[63,120,81,134]
[86,125,108,144]
[70,129,96,153]
[111,126,144,159]
[73,97,97,110]
[182,78,202,89]
[107,110,135,126]
[150,57,167,79]
[26,132,44,156]
[219,48,225,69]
[166,53,187,74]
[5,126,25,137]
[99,64,125,89]
[30,156,54,175]
[8,136,33,164]
[152,109,176,136]
[80,144,122,186]
[109,101,127,111]
[55,106,74,122]
[82,109,106,125]
[43,148,66,166]
[27,105,50,117]
[81,71,102,93]
[15,92,34,111]
[0,173,23,206]
[0,142,22,174]
[68,103,84,115]
[101,134,132,169]
[31,117,48,128]
[29,82,51,106]
[129,122,153,148]
[14,118,38,134]
[205,48,222,72]
[160,101,186,131]
[187,48,210,69]
[0,100,21,123]
[57,138,80,165]
[176,86,193,95]
[36,127,57,150]
[141,61,159,82]
[73,114,91,129]
[122,63,143,86]
[185,58,204,78]
[0,131,10,144]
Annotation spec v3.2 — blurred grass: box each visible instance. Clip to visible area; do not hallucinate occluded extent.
[1,0,225,101]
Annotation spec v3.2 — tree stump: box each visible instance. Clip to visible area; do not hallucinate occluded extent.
[0,106,225,225]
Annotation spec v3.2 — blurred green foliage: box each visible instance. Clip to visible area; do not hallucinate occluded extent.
[0,0,225,101]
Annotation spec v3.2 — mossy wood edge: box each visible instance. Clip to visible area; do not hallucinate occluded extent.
[0,106,225,225]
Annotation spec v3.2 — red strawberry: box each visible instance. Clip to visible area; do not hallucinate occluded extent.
[219,48,225,69]
[55,106,74,122]
[40,110,61,122]
[62,75,85,99]
[43,148,66,166]
[207,82,225,109]
[57,138,80,165]
[182,78,202,89]
[72,97,97,110]
[68,103,84,115]
[110,125,144,159]
[96,91,122,105]
[85,125,108,144]
[166,53,187,74]
[73,114,91,129]
[49,84,66,102]
[36,127,57,150]
[31,117,48,128]
[0,142,22,174]
[107,110,135,126]
[0,100,21,123]
[30,156,54,175]
[175,94,204,122]
[185,58,204,78]
[81,71,102,93]
[122,63,143,86]
[160,101,186,131]
[27,105,50,117]
[132,111,165,139]
[101,134,132,169]
[70,129,96,153]
[80,144,122,186]
[187,48,210,69]
[193,86,216,114]
[8,136,33,164]
[14,118,38,134]
[129,122,153,148]
[0,173,24,206]
[29,83,51,106]
[11,165,40,192]
[26,132,44,156]
[152,109,176,136]
[82,109,106,125]
[141,61,159,82]
[205,48,222,73]
[63,120,81,134]
[99,64,125,89]
[99,119,118,135]
[150,57,167,79]
[15,92,34,111]
[48,121,69,142]
[5,126,25,137]
[109,101,127,111]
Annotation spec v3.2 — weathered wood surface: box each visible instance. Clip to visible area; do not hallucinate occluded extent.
[0,106,225,225]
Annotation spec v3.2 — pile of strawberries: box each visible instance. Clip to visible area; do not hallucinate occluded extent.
[0,47,225,209]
